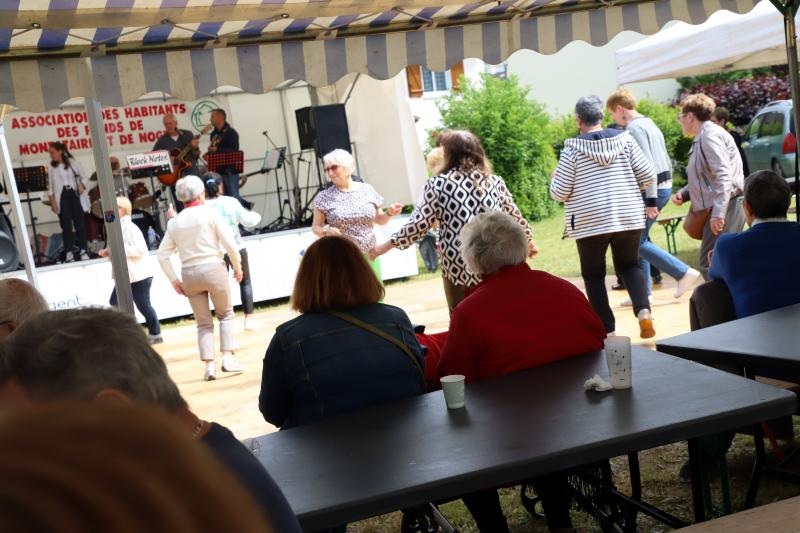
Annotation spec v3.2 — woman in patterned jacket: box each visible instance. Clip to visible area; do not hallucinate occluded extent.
[312,149,404,279]
[371,130,538,312]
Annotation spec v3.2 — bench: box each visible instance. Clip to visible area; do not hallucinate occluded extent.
[657,215,686,256]
[678,495,800,531]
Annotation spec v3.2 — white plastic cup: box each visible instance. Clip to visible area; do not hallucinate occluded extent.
[604,336,632,389]
[440,374,466,409]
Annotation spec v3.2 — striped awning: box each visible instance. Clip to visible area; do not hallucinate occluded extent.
[1,0,760,111]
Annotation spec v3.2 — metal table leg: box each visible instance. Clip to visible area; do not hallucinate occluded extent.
[688,438,707,523]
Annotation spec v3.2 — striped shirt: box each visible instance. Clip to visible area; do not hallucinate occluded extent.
[550,130,655,240]
[391,169,532,286]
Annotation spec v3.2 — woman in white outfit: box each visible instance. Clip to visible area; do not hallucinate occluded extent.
[157,176,245,381]
[204,173,262,331]
[47,141,91,262]
[99,196,162,345]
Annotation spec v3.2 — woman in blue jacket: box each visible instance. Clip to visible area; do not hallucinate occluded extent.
[259,235,425,430]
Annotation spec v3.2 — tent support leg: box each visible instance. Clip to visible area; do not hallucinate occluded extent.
[84,97,135,316]
[0,119,38,287]
[778,0,800,220]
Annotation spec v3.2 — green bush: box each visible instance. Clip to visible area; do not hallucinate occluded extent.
[436,74,558,221]
[547,114,579,160]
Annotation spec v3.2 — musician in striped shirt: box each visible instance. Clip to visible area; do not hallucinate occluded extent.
[550,95,657,339]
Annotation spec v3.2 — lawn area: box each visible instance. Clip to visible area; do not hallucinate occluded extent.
[413,201,704,280]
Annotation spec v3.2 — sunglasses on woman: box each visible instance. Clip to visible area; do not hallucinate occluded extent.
[324,164,340,173]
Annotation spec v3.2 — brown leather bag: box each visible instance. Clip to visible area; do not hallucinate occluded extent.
[683,207,711,240]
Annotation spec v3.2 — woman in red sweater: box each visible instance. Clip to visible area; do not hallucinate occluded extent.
[417,211,606,533]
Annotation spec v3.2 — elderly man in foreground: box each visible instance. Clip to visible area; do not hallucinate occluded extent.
[0,307,301,533]
[0,279,48,340]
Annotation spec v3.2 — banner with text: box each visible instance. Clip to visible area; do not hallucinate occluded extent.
[3,98,225,165]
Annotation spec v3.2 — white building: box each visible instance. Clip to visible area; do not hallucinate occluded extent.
[407,31,680,146]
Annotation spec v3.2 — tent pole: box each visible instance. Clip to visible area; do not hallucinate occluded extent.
[779,0,800,220]
[0,116,39,287]
[84,97,135,315]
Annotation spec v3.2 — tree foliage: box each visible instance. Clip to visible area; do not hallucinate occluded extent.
[436,74,557,221]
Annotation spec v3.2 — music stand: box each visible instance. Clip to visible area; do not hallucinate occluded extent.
[205,151,244,174]
[12,166,48,263]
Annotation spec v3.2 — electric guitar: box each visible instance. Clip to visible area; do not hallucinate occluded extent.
[157,124,213,186]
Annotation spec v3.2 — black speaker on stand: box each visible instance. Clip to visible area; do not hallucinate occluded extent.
[294,104,353,224]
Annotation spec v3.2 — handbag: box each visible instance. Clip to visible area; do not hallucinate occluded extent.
[683,207,711,240]
[329,310,428,391]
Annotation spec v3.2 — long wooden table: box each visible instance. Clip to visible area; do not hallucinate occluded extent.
[658,303,800,508]
[250,348,797,531]
[657,303,800,382]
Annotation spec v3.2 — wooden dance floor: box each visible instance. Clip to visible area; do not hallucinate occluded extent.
[154,275,691,440]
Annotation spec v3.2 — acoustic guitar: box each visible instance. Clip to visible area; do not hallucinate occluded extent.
[157,124,213,186]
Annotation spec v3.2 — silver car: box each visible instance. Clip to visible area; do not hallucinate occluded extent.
[741,100,796,179]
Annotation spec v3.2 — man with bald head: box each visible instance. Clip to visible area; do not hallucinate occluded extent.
[153,113,202,211]
[0,279,48,340]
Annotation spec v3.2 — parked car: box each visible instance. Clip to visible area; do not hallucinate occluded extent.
[741,100,796,179]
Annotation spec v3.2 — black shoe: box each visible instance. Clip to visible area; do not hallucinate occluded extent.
[611,282,625,291]
[652,274,663,286]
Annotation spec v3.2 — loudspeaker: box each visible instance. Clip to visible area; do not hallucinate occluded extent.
[0,230,18,273]
[295,104,351,157]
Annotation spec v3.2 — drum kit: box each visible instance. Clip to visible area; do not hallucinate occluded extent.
[42,166,164,248]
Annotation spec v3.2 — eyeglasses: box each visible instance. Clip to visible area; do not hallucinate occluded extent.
[324,165,340,173]
[677,113,688,119]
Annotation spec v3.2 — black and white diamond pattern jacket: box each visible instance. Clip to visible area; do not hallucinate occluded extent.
[391,168,532,286]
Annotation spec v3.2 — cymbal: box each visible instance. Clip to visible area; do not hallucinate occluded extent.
[89,170,123,181]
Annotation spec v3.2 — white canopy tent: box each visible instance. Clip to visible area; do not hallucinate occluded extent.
[0,0,768,315]
[616,0,799,83]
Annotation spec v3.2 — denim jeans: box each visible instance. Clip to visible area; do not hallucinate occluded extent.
[220,170,243,204]
[640,188,690,293]
[225,248,253,315]
[110,276,161,336]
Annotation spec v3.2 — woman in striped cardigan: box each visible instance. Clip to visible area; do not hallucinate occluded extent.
[550,95,657,339]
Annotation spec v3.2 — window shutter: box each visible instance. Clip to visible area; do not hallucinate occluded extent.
[450,61,465,92]
[406,66,423,97]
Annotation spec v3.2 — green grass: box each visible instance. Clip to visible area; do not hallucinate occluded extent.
[528,202,702,278]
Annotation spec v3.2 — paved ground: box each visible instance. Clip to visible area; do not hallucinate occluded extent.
[154,274,693,440]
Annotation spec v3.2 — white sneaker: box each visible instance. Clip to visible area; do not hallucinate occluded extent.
[243,315,257,332]
[204,361,216,381]
[79,249,90,261]
[674,268,702,298]
[606,331,617,337]
[620,295,650,307]
[221,354,245,372]
[65,251,75,263]
[637,309,656,339]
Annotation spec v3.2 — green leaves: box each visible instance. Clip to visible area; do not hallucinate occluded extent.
[436,74,558,221]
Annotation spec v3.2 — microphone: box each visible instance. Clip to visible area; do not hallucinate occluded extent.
[262,130,268,136]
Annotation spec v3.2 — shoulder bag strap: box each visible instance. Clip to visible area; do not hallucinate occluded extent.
[328,310,426,388]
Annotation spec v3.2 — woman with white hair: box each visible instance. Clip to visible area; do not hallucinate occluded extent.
[551,94,657,339]
[312,149,403,277]
[157,175,244,381]
[99,195,162,344]
[416,211,605,533]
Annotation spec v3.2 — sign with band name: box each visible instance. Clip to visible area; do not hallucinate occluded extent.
[126,150,172,178]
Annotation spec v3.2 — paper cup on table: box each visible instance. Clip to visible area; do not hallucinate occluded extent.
[604,336,632,389]
[440,375,466,409]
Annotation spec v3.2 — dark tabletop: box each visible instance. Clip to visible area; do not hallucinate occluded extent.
[251,348,797,531]
[657,303,800,380]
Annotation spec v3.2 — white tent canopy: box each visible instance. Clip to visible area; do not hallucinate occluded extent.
[1,0,762,112]
[616,0,798,84]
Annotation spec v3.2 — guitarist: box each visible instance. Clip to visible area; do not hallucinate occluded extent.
[207,108,246,207]
[153,113,201,211]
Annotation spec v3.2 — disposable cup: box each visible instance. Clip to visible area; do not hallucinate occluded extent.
[604,336,632,389]
[440,374,466,409]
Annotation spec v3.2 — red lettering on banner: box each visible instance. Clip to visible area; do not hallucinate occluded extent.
[19,142,51,156]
